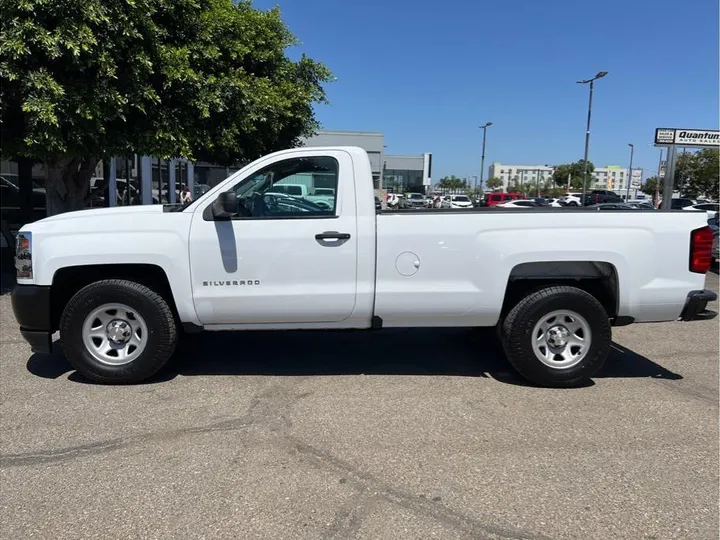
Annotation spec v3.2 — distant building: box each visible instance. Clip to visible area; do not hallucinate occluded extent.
[488,162,633,192]
[302,130,432,191]
[486,163,555,191]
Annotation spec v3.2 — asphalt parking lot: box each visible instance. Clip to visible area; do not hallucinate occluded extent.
[1,272,718,540]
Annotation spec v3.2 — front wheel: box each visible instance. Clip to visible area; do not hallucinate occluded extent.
[500,286,611,387]
[59,279,178,384]
[568,201,579,207]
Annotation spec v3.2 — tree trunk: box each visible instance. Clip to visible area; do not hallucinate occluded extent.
[44,156,100,216]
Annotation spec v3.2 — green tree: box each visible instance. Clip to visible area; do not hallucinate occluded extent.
[641,176,663,196]
[485,177,503,190]
[1,0,333,214]
[683,149,719,200]
[551,160,595,189]
[438,175,467,190]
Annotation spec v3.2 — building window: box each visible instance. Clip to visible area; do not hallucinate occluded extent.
[383,168,424,191]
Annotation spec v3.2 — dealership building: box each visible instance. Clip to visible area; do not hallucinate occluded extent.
[302,130,432,192]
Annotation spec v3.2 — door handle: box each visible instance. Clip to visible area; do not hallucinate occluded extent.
[315,231,351,246]
[315,231,351,240]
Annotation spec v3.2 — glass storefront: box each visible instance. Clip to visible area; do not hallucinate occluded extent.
[382,168,425,192]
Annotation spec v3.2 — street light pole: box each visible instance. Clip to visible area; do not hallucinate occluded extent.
[625,143,634,202]
[577,71,608,204]
[479,122,492,190]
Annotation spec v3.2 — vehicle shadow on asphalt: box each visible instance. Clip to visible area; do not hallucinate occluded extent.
[26,327,682,388]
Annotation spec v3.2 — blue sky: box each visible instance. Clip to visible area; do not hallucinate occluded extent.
[255,0,719,181]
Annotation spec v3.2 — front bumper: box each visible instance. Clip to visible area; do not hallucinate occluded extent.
[10,284,53,353]
[679,289,718,321]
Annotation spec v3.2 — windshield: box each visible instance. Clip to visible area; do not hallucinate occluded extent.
[408,193,424,199]
[453,196,470,202]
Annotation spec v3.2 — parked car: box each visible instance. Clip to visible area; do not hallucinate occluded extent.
[708,216,718,263]
[11,146,717,389]
[670,198,695,210]
[496,199,541,209]
[559,192,583,206]
[483,192,521,207]
[404,192,427,209]
[375,196,382,211]
[441,194,473,209]
[386,193,401,208]
[586,203,636,210]
[625,199,655,210]
[545,198,566,208]
[583,190,623,206]
[682,203,719,220]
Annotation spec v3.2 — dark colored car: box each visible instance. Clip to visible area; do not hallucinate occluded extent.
[375,196,382,211]
[583,190,623,206]
[670,198,695,210]
[586,203,635,210]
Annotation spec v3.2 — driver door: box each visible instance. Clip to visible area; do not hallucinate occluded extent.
[188,150,358,325]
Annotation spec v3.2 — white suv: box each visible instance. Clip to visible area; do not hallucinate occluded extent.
[560,192,583,206]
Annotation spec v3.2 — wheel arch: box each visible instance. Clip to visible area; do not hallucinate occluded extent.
[50,264,179,332]
[501,261,620,321]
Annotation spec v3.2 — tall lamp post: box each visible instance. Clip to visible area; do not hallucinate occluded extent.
[625,143,634,201]
[479,122,492,190]
[577,71,608,203]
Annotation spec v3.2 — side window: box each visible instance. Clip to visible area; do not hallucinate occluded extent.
[229,156,339,219]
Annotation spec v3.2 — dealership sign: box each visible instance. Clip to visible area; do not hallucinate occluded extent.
[630,168,642,189]
[654,128,720,147]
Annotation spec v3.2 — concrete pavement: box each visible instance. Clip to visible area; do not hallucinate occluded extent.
[1,272,718,539]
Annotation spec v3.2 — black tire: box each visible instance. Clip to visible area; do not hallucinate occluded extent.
[568,201,579,207]
[59,279,177,384]
[500,286,611,388]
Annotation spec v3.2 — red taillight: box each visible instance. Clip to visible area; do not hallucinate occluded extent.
[690,226,713,274]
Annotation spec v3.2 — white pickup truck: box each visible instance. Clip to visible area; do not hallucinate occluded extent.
[11,146,717,387]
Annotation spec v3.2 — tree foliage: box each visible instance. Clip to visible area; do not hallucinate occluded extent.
[641,176,663,196]
[551,160,595,189]
[675,149,718,200]
[438,175,467,190]
[485,177,503,190]
[0,0,333,214]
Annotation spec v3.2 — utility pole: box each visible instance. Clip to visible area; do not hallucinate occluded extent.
[625,143,634,202]
[479,122,492,191]
[577,71,609,203]
[655,147,664,208]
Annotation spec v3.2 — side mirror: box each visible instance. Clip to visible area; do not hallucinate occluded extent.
[211,192,238,220]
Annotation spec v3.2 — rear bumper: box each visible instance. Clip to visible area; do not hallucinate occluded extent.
[679,289,718,321]
[10,284,53,353]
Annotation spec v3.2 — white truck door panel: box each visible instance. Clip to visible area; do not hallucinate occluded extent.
[188,150,358,324]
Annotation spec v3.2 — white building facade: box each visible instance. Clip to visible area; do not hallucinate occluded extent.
[488,162,635,192]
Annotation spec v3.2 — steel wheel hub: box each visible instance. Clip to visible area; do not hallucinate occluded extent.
[531,310,592,370]
[82,303,148,366]
[546,325,569,348]
[106,320,132,343]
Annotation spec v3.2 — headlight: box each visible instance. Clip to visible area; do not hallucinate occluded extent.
[15,232,32,279]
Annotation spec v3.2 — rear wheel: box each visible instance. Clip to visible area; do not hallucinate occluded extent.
[500,286,611,387]
[59,279,177,384]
